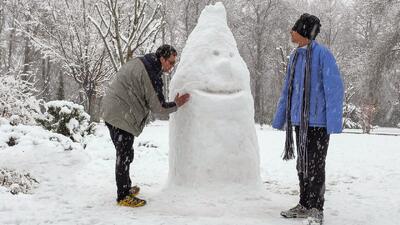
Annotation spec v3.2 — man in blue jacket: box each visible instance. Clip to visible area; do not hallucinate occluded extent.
[272,14,344,221]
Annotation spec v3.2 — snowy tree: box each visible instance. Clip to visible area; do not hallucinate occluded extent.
[308,0,346,50]
[343,84,362,129]
[56,72,65,100]
[89,0,164,72]
[0,71,42,125]
[30,0,113,122]
[0,0,44,125]
[241,0,277,125]
[357,0,400,129]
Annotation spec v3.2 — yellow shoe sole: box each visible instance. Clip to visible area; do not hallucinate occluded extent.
[117,199,146,208]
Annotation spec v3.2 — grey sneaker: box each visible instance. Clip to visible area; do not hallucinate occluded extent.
[307,208,324,223]
[280,204,309,218]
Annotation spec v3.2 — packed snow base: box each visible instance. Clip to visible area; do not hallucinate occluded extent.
[168,2,261,189]
[1,121,400,225]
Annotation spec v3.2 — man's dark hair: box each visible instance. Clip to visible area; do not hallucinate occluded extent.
[292,13,321,40]
[155,44,177,59]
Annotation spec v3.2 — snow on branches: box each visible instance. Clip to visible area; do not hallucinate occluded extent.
[89,0,163,71]
[0,72,42,125]
[0,168,39,195]
[35,100,95,143]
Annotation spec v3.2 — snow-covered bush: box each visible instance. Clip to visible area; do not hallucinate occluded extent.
[0,117,83,151]
[0,73,43,125]
[35,100,96,142]
[6,136,17,147]
[343,103,363,129]
[0,168,39,195]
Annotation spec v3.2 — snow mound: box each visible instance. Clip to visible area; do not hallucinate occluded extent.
[0,118,83,151]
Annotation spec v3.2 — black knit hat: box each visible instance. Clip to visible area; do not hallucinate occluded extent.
[292,13,321,40]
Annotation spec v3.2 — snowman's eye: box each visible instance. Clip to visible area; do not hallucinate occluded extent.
[212,50,220,56]
[229,52,234,57]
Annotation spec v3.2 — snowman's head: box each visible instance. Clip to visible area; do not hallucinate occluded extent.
[170,2,251,97]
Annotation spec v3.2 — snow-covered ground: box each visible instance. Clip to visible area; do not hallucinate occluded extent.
[343,127,400,136]
[1,121,399,225]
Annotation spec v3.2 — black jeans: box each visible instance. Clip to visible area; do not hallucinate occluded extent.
[106,122,134,201]
[295,126,330,211]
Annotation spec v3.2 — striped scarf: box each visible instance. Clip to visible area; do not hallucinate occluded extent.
[283,43,313,178]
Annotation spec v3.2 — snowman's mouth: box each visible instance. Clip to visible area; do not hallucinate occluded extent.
[196,89,242,96]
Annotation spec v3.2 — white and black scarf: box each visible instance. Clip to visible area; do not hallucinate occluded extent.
[283,43,313,178]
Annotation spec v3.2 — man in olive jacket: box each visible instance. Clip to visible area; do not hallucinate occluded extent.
[102,45,190,207]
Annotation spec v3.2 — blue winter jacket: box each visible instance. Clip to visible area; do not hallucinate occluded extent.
[272,41,344,134]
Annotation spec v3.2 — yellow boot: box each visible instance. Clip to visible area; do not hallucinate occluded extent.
[117,195,146,208]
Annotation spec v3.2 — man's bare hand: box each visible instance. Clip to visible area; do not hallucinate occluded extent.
[175,93,190,107]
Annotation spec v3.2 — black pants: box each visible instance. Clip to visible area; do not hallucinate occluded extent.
[106,122,134,201]
[295,126,329,211]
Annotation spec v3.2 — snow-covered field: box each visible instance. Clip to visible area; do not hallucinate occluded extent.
[1,120,399,225]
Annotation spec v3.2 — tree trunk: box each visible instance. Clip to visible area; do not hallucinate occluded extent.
[22,36,31,81]
[87,88,100,122]
[41,56,51,101]
[56,72,65,100]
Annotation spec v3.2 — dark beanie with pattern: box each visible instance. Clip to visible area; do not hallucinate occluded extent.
[292,13,321,40]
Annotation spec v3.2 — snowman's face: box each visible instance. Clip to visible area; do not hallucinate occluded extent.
[200,48,247,94]
[171,44,250,97]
